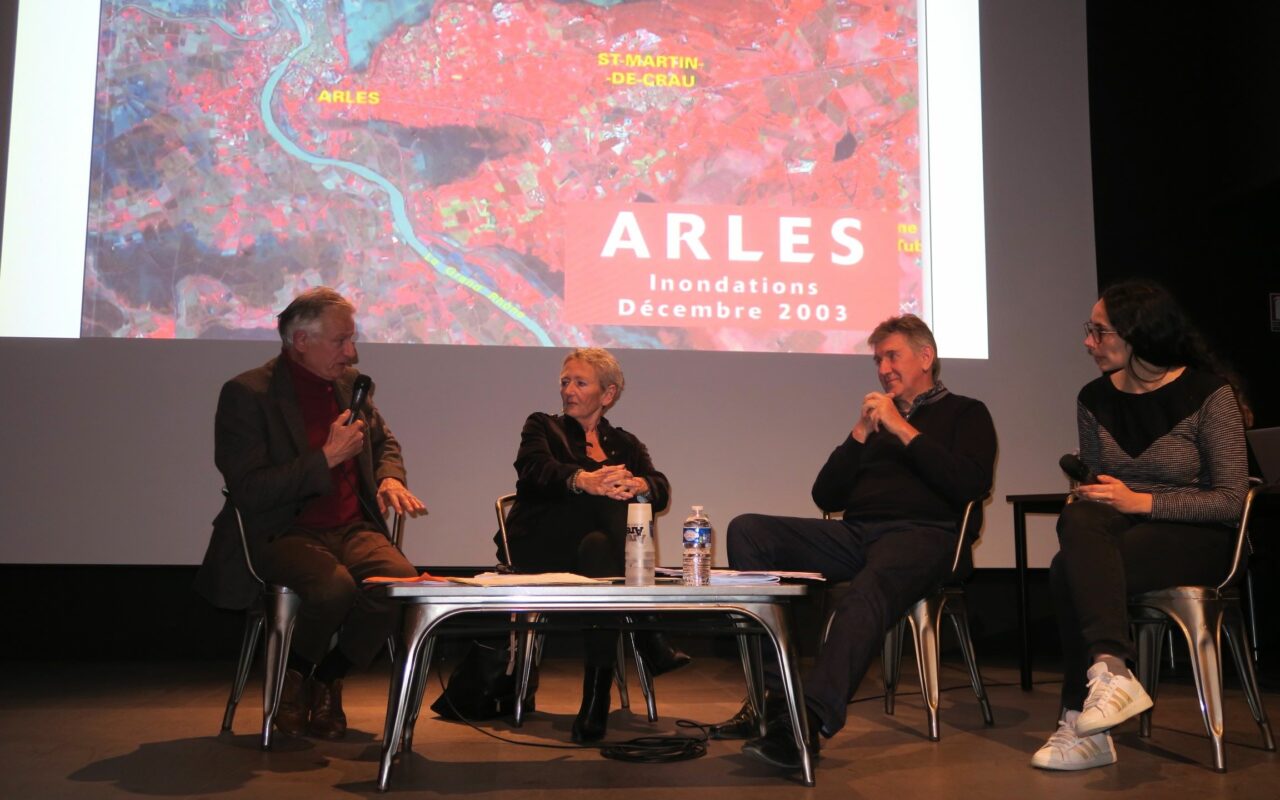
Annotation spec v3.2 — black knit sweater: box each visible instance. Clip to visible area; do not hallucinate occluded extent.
[811,392,997,523]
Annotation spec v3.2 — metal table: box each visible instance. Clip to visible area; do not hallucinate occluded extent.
[373,581,813,790]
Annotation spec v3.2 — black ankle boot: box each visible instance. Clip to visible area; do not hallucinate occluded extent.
[571,666,613,743]
[635,630,691,677]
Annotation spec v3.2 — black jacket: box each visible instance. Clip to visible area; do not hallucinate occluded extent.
[504,412,670,545]
[193,355,405,609]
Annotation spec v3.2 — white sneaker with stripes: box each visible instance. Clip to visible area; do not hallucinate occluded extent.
[1074,662,1153,736]
[1031,716,1117,771]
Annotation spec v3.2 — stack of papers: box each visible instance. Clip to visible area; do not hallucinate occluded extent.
[364,571,609,586]
[451,572,610,586]
[710,571,780,585]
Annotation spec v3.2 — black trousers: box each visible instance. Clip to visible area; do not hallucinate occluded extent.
[507,495,628,667]
[1051,500,1235,710]
[257,522,418,667]
[727,513,956,734]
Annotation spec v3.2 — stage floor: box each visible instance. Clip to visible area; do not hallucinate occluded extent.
[2,654,1276,798]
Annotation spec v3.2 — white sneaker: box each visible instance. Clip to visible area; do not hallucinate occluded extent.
[1074,662,1153,736]
[1031,717,1117,771]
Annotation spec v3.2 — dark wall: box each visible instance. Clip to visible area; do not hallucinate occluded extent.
[1087,2,1280,426]
[1088,1,1280,669]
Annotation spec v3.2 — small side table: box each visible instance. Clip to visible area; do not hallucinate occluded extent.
[1006,492,1068,690]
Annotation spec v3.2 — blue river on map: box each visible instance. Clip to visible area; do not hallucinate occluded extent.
[261,0,553,344]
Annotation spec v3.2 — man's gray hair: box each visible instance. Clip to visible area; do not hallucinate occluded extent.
[277,287,355,346]
[867,313,941,380]
[563,347,625,409]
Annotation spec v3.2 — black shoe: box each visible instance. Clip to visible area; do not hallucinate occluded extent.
[710,699,761,740]
[634,630,691,677]
[741,701,821,771]
[571,666,612,743]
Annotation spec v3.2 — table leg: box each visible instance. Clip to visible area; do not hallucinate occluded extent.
[514,613,540,727]
[1013,505,1032,691]
[379,603,447,792]
[402,635,437,753]
[745,603,815,787]
[736,626,766,737]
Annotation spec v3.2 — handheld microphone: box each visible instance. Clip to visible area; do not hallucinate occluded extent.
[1059,453,1098,485]
[346,374,372,425]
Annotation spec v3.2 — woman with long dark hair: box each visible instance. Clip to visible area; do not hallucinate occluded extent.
[1031,280,1249,770]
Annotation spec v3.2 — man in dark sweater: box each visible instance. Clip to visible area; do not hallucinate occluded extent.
[195,287,427,740]
[722,314,997,770]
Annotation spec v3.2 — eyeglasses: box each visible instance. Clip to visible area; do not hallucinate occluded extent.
[1082,322,1118,340]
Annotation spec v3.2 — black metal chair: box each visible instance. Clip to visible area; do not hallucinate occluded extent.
[1129,480,1277,772]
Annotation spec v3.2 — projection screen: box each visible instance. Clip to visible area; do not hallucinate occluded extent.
[0,1,1096,569]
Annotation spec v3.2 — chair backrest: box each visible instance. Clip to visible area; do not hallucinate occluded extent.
[495,493,517,569]
[1218,479,1275,591]
[949,498,985,579]
[824,497,985,580]
[390,511,406,551]
[225,488,266,587]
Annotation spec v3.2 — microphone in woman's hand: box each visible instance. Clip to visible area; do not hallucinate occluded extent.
[1059,453,1098,485]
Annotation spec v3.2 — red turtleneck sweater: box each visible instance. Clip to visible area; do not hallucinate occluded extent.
[284,351,364,529]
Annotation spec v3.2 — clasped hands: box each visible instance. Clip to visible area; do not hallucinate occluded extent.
[1072,475,1153,515]
[576,464,649,501]
[852,391,918,445]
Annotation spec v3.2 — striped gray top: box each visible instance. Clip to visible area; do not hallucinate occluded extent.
[1077,368,1248,525]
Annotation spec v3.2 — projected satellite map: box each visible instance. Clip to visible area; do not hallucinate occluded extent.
[83,0,923,352]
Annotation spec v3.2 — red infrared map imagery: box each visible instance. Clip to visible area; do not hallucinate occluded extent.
[83,0,924,353]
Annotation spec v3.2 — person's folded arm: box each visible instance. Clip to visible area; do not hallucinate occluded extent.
[811,435,864,513]
[513,413,581,499]
[903,401,997,506]
[1151,386,1249,525]
[364,390,407,486]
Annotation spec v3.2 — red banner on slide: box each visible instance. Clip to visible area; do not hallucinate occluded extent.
[564,203,901,332]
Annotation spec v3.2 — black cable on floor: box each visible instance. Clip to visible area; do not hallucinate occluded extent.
[600,721,709,763]
[432,663,710,762]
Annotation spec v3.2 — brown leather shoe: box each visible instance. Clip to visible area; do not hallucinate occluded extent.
[274,668,310,736]
[308,678,347,740]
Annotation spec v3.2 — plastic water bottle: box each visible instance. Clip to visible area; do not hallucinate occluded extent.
[625,501,655,586]
[682,505,712,586]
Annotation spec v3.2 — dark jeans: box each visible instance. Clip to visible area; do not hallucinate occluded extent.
[1052,500,1235,710]
[727,513,956,734]
[257,522,417,667]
